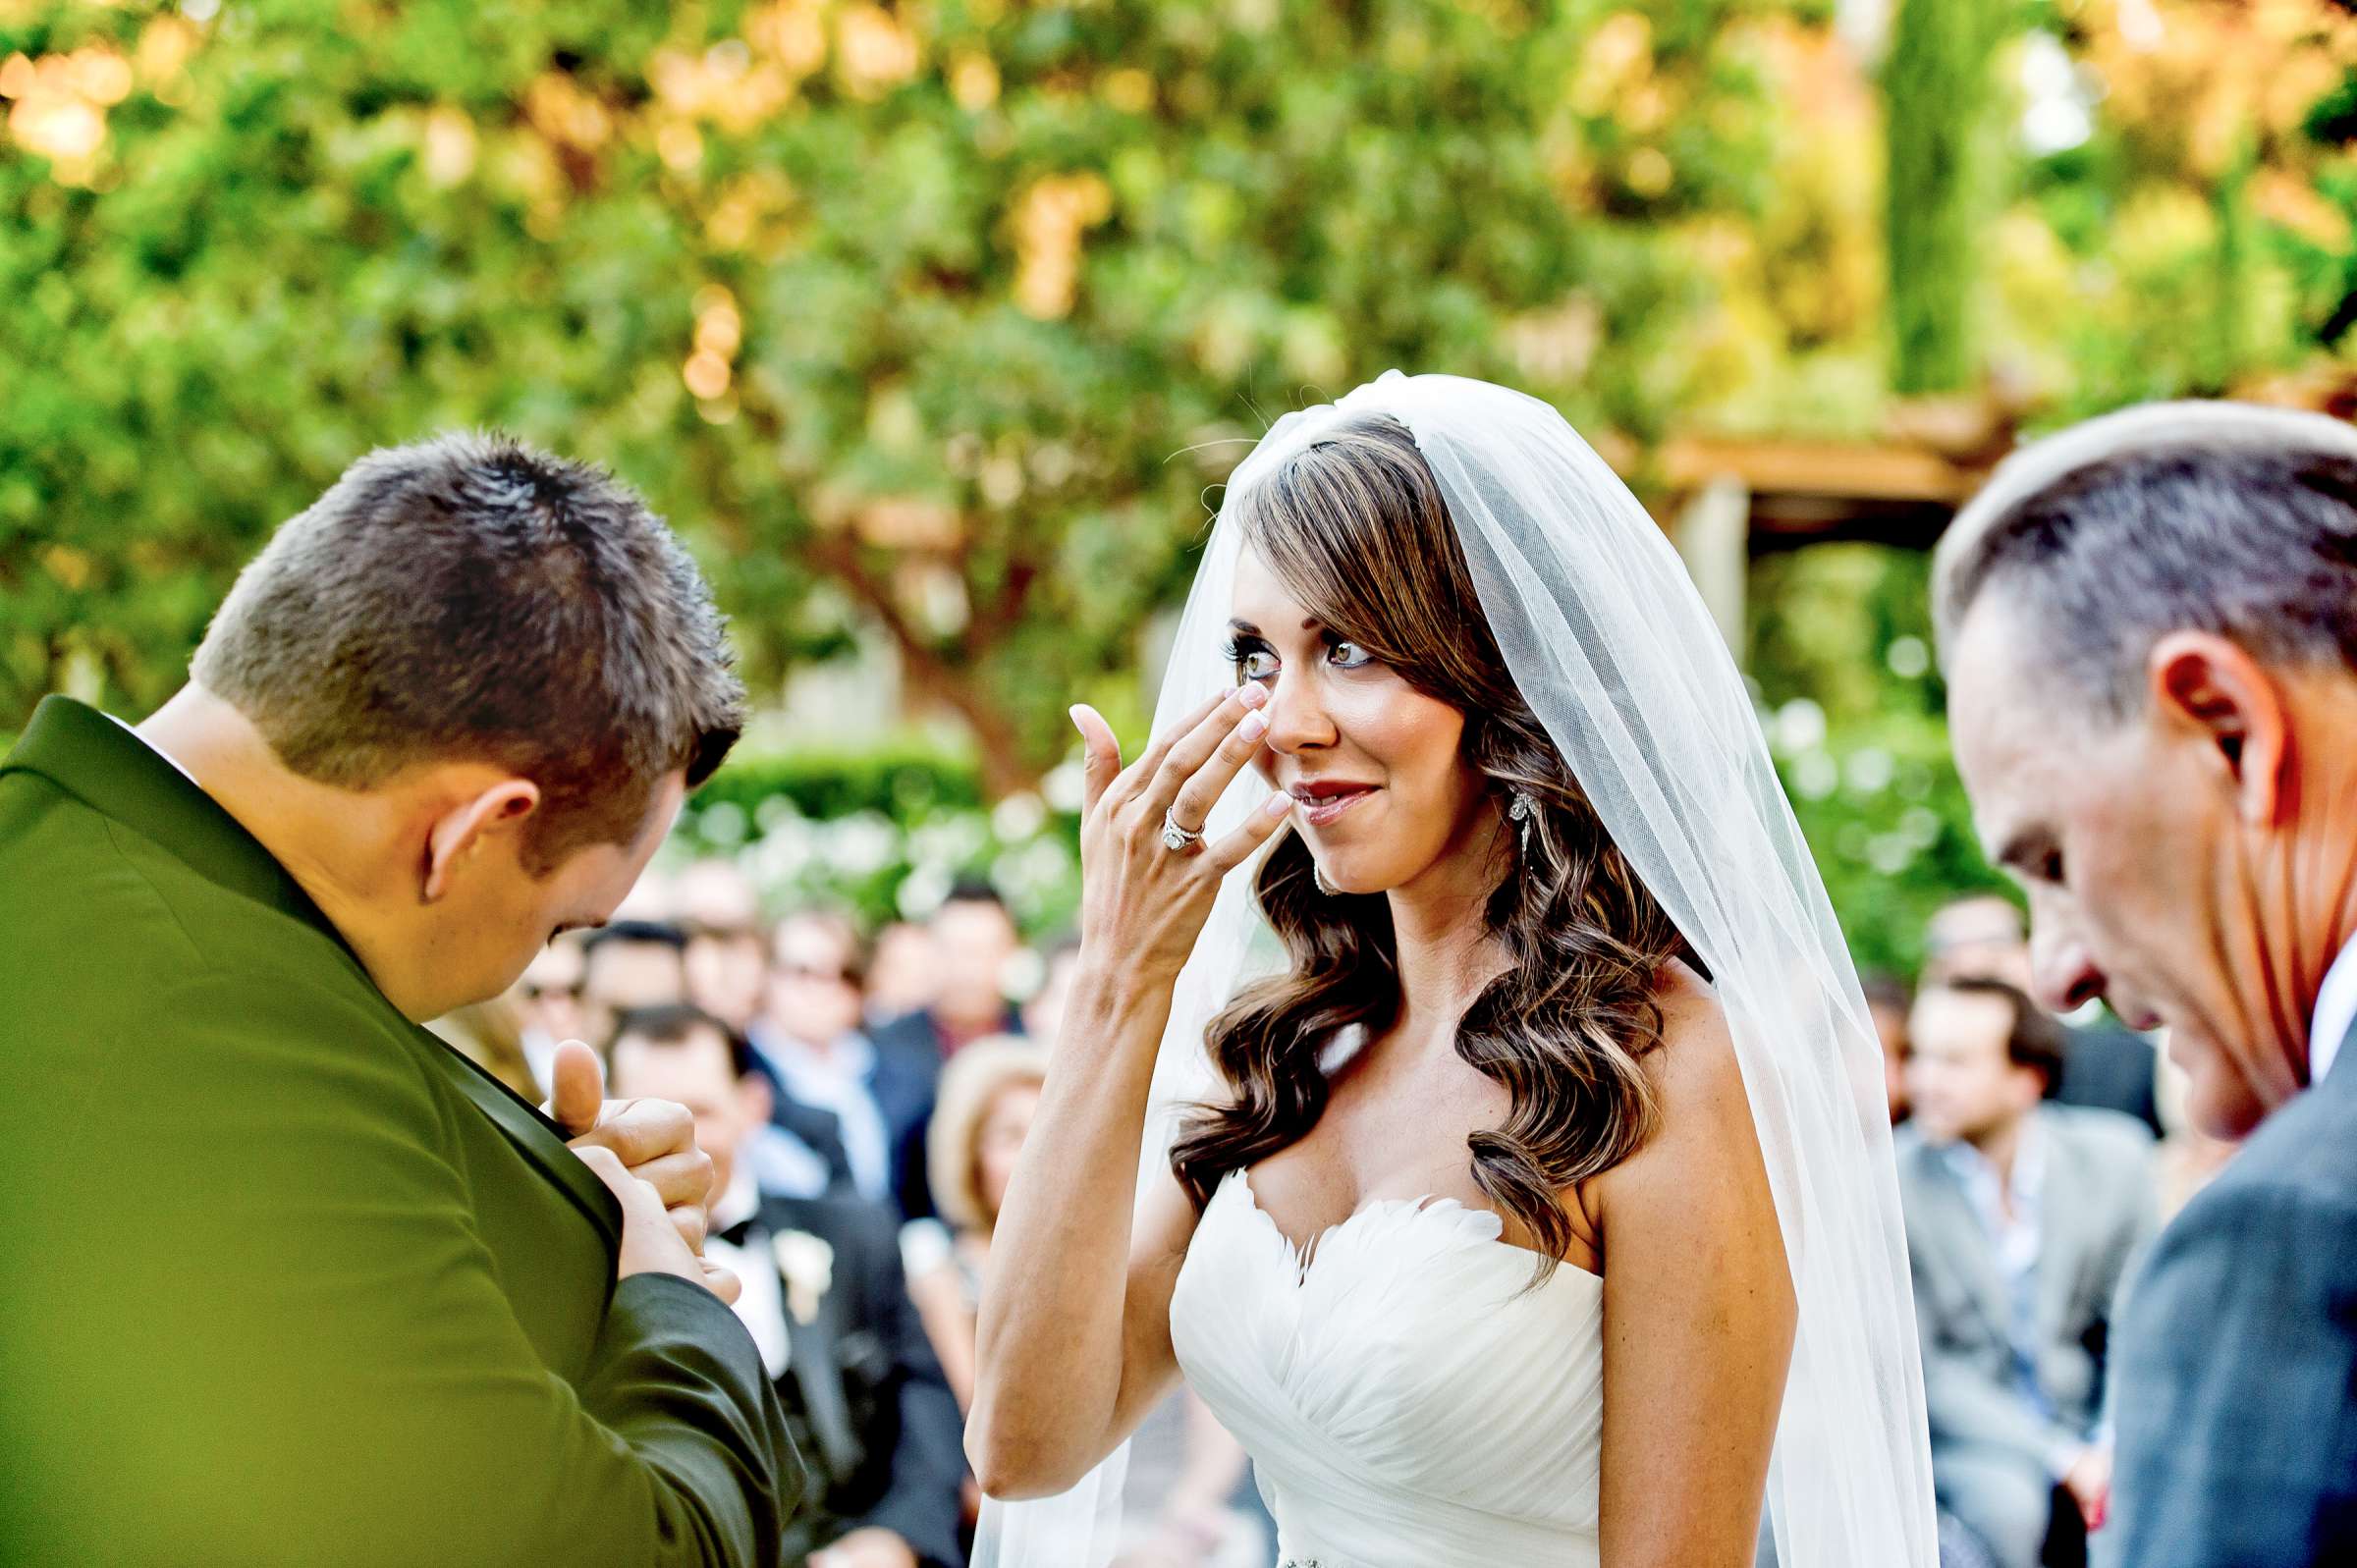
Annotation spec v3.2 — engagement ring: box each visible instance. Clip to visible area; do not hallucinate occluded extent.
[1160,812,1205,852]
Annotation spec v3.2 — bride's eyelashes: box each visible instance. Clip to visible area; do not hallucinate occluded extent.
[1222,634,1281,684]
[1221,631,1380,684]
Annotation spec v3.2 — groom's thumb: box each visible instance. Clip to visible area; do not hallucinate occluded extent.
[547,1040,605,1137]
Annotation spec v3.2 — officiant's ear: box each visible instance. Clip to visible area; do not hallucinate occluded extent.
[2147,630,2290,829]
[421,780,543,902]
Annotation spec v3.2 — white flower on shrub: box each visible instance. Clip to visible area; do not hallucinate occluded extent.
[820,811,901,876]
[1042,758,1086,814]
[909,816,989,867]
[896,861,954,921]
[991,791,1047,840]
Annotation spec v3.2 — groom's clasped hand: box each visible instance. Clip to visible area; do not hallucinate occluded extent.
[546,1038,742,1305]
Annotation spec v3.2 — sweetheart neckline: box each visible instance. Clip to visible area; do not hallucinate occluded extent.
[1227,1168,1605,1291]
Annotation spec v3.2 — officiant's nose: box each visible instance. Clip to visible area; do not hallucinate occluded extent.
[2030,918,2106,1016]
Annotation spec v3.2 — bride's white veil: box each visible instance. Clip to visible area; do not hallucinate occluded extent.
[976,371,1937,1567]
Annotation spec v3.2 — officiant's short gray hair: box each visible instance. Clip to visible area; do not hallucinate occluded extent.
[1934,401,2357,717]
[193,432,744,870]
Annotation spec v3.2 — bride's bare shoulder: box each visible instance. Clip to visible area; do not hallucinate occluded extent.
[1648,958,1741,1076]
[1623,960,1765,1170]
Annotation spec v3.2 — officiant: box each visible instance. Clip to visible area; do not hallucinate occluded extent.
[1939,403,2357,1564]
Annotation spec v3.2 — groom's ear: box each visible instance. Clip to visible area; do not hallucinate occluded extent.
[421,778,544,902]
[2147,630,2290,830]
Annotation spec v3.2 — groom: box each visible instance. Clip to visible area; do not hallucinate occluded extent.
[0,435,799,1565]
[1936,403,2357,1564]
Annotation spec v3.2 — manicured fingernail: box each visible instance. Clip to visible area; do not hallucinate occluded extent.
[1238,710,1268,741]
[1237,683,1268,710]
[1069,705,1086,733]
[1264,791,1292,817]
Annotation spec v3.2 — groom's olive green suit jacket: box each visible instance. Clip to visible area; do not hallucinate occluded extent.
[0,698,802,1566]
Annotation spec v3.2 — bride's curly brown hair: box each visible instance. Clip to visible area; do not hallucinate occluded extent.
[1168,414,1687,1278]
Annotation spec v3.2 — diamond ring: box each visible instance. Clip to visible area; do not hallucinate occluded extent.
[1160,811,1206,853]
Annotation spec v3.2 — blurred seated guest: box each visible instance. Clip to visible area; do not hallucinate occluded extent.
[1114,1390,1269,1568]
[1865,971,1915,1125]
[1899,979,2157,1568]
[1936,1512,2001,1568]
[427,995,541,1102]
[740,1074,858,1208]
[515,935,591,1093]
[1020,935,1084,1052]
[899,1038,1048,1411]
[678,858,773,1032]
[611,865,679,924]
[677,855,763,931]
[610,1005,965,1568]
[688,915,774,1036]
[581,918,690,1041]
[1925,893,2163,1138]
[865,920,939,1028]
[755,909,939,1216]
[872,882,1024,1066]
[579,909,849,1202]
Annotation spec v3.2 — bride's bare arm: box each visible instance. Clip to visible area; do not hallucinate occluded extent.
[1592,975,1796,1568]
[964,968,1204,1497]
[966,689,1288,1498]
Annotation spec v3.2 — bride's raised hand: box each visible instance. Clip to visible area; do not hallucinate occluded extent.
[1069,686,1292,988]
[970,694,1286,1492]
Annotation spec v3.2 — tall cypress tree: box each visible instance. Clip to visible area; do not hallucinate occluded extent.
[1885,0,2000,394]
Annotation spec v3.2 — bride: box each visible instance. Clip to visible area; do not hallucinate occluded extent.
[965,373,1935,1567]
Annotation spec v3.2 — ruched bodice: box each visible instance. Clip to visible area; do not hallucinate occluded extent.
[1170,1169,1605,1567]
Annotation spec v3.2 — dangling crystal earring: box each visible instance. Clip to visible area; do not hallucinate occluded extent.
[1313,862,1338,896]
[1507,789,1535,857]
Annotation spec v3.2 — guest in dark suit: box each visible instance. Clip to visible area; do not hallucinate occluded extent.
[1938,403,2357,1566]
[757,908,942,1217]
[611,1005,966,1568]
[761,1085,862,1200]
[678,856,774,1033]
[0,435,798,1564]
[1924,894,2162,1138]
[1863,971,1916,1124]
[1898,980,2156,1568]
[870,880,1027,1064]
[584,918,694,1042]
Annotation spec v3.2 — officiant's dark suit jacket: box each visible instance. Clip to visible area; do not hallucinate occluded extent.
[0,698,802,1567]
[2097,1015,2357,1568]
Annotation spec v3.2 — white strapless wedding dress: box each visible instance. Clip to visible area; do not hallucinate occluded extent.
[1169,1169,1605,1567]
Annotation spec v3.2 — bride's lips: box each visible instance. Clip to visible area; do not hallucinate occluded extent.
[1288,780,1380,828]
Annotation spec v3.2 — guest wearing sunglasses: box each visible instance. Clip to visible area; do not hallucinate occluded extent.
[751,910,941,1217]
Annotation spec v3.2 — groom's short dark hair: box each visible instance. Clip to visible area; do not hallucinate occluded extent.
[1937,440,2357,716]
[192,432,743,871]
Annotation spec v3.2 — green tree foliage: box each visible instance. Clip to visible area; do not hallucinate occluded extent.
[1,0,1789,789]
[1747,543,2002,978]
